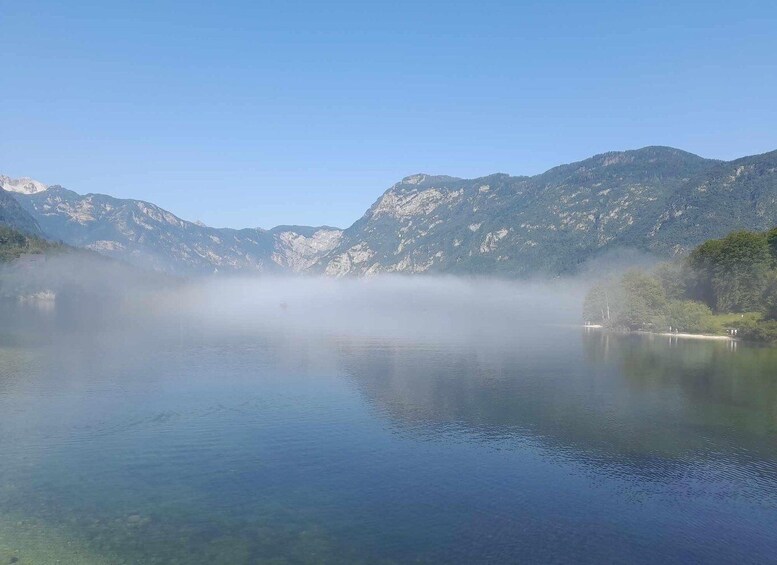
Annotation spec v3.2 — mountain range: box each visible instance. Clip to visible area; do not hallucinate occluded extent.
[2,146,777,276]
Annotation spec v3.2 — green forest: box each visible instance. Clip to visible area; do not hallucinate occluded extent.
[0,225,60,262]
[584,227,777,343]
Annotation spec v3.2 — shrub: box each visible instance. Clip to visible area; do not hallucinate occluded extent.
[664,300,719,334]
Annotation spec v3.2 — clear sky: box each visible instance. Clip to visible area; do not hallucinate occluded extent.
[2,1,776,229]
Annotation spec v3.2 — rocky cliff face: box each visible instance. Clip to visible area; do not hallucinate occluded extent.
[269,226,344,272]
[5,146,777,277]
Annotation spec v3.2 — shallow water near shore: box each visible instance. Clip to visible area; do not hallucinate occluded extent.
[1,303,777,564]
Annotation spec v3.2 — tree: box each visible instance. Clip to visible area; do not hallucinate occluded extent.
[763,271,777,321]
[767,227,777,264]
[613,271,668,330]
[654,261,688,301]
[689,231,772,312]
[687,239,723,307]
[582,226,777,338]
[583,283,612,325]
[0,225,56,262]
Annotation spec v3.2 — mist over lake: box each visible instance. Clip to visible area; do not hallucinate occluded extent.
[1,278,776,564]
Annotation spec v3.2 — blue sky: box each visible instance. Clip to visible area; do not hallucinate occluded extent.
[2,1,776,229]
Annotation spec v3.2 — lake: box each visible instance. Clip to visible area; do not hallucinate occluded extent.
[1,297,776,564]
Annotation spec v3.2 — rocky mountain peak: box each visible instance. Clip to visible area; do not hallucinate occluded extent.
[401,174,428,185]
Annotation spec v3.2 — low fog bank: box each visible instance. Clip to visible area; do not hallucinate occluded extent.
[0,250,632,345]
[0,252,179,339]
[153,246,660,344]
[147,275,586,344]
[0,251,175,302]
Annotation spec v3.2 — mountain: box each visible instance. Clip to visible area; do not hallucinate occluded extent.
[6,185,342,274]
[317,147,724,276]
[0,187,43,235]
[4,146,777,276]
[0,175,48,195]
[648,150,777,254]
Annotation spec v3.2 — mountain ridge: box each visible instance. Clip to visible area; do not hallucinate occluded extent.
[3,145,777,276]
[4,183,342,274]
[314,146,728,276]
[0,187,43,236]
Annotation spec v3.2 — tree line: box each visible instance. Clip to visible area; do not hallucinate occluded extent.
[583,228,777,342]
[0,225,60,262]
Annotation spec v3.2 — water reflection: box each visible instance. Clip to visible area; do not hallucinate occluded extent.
[341,330,777,463]
[1,312,777,564]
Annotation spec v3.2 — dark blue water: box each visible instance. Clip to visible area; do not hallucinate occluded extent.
[1,310,776,564]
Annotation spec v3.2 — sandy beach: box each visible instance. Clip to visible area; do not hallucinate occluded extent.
[652,332,734,341]
[583,326,736,341]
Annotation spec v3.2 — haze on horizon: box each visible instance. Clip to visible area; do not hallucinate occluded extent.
[2,0,776,228]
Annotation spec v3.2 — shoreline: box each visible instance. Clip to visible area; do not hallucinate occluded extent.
[583,325,736,341]
[638,330,734,341]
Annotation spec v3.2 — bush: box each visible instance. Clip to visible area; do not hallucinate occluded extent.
[734,318,777,343]
[664,300,719,334]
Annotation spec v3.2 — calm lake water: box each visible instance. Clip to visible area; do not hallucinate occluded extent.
[1,302,777,564]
